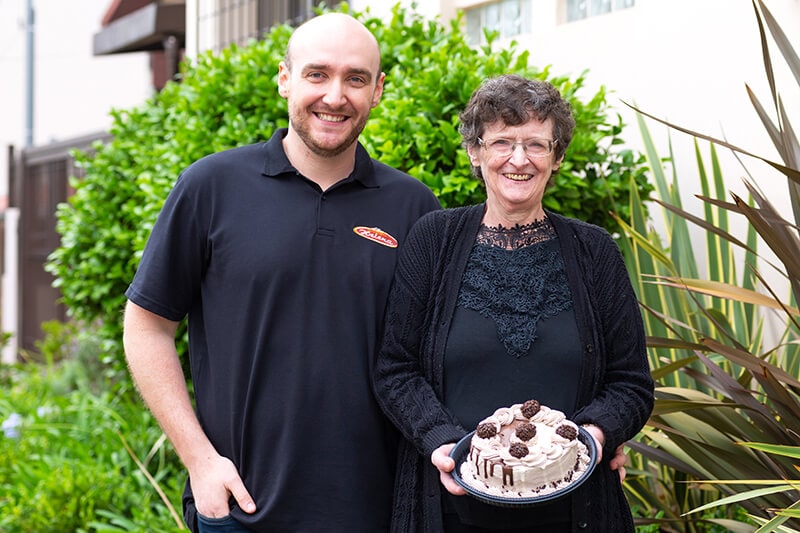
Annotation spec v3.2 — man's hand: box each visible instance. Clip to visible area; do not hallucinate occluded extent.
[190,455,256,518]
[431,443,466,496]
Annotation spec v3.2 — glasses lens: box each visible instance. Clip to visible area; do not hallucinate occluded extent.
[525,139,551,156]
[482,138,552,158]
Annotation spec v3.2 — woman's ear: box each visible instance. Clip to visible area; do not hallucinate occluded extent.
[467,145,481,166]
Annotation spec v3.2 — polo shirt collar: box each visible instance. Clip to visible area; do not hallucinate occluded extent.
[262,128,378,188]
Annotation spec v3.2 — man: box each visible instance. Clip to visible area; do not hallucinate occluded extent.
[123,13,440,533]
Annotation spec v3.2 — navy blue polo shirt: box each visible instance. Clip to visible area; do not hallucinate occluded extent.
[125,129,440,532]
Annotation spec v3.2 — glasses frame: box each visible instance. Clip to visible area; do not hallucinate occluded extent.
[476,137,558,159]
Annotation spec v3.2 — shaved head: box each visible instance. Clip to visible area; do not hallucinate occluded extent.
[285,13,382,77]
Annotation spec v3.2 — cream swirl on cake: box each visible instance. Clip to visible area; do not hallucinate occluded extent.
[459,399,592,498]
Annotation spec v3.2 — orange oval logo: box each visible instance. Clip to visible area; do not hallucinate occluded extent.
[353,226,398,248]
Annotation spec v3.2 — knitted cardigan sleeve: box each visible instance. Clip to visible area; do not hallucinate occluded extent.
[564,217,655,458]
[373,211,467,458]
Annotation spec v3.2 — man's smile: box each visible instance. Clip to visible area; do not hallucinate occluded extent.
[315,112,347,122]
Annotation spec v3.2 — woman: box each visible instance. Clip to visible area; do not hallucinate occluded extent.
[373,75,654,532]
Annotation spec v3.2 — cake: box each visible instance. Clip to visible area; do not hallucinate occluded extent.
[458,399,592,498]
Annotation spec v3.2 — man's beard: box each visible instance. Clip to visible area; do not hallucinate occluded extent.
[289,108,369,158]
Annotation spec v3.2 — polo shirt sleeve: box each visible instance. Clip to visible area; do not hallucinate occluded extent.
[125,164,211,322]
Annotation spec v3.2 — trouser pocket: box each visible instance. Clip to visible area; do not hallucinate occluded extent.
[197,513,251,532]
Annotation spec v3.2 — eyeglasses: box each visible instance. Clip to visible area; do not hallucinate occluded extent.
[477,137,557,159]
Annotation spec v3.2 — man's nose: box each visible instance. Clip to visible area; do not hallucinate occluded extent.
[322,80,347,106]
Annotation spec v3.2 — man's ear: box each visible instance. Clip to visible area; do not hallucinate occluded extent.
[277,62,290,98]
[371,72,386,108]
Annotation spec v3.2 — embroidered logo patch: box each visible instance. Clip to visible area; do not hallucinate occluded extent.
[353,226,398,248]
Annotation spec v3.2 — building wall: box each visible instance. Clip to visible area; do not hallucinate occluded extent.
[0,0,153,197]
[0,0,153,355]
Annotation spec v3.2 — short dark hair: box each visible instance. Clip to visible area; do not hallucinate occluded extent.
[458,75,575,164]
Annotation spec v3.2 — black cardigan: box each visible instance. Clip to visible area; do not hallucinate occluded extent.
[373,204,654,533]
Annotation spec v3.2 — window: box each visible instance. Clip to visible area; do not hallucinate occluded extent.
[464,0,532,46]
[566,0,634,22]
[197,0,339,55]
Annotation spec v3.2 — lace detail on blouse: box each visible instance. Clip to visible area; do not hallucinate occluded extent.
[476,216,556,249]
[457,219,573,358]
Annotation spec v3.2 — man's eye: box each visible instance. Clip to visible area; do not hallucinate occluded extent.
[307,72,325,80]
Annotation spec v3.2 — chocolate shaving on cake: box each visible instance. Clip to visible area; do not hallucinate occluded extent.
[476,422,498,439]
[515,422,536,441]
[521,399,541,418]
[509,442,529,458]
[555,424,578,440]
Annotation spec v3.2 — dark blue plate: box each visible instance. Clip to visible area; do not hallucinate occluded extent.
[449,426,598,507]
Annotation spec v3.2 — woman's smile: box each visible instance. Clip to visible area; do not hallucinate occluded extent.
[504,172,533,182]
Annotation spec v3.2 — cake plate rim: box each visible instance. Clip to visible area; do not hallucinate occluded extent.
[449,426,598,508]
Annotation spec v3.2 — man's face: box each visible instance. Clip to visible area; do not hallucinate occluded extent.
[278,27,384,158]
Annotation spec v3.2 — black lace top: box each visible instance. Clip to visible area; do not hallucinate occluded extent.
[460,218,572,358]
[444,217,583,429]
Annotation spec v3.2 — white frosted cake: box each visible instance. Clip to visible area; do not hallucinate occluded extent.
[459,399,592,498]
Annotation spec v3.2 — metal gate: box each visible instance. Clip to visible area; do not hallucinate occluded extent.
[7,131,110,359]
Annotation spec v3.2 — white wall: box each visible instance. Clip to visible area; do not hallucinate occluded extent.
[513,0,797,210]
[0,0,153,196]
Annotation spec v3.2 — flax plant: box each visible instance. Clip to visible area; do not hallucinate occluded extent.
[614,1,800,531]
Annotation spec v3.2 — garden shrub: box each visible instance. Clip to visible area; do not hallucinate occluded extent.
[0,366,186,532]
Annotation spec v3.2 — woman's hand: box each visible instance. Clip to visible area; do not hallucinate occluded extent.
[583,423,628,482]
[609,444,628,482]
[431,443,467,496]
[581,423,605,464]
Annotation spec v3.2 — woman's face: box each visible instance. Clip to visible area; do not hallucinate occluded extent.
[467,118,562,221]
